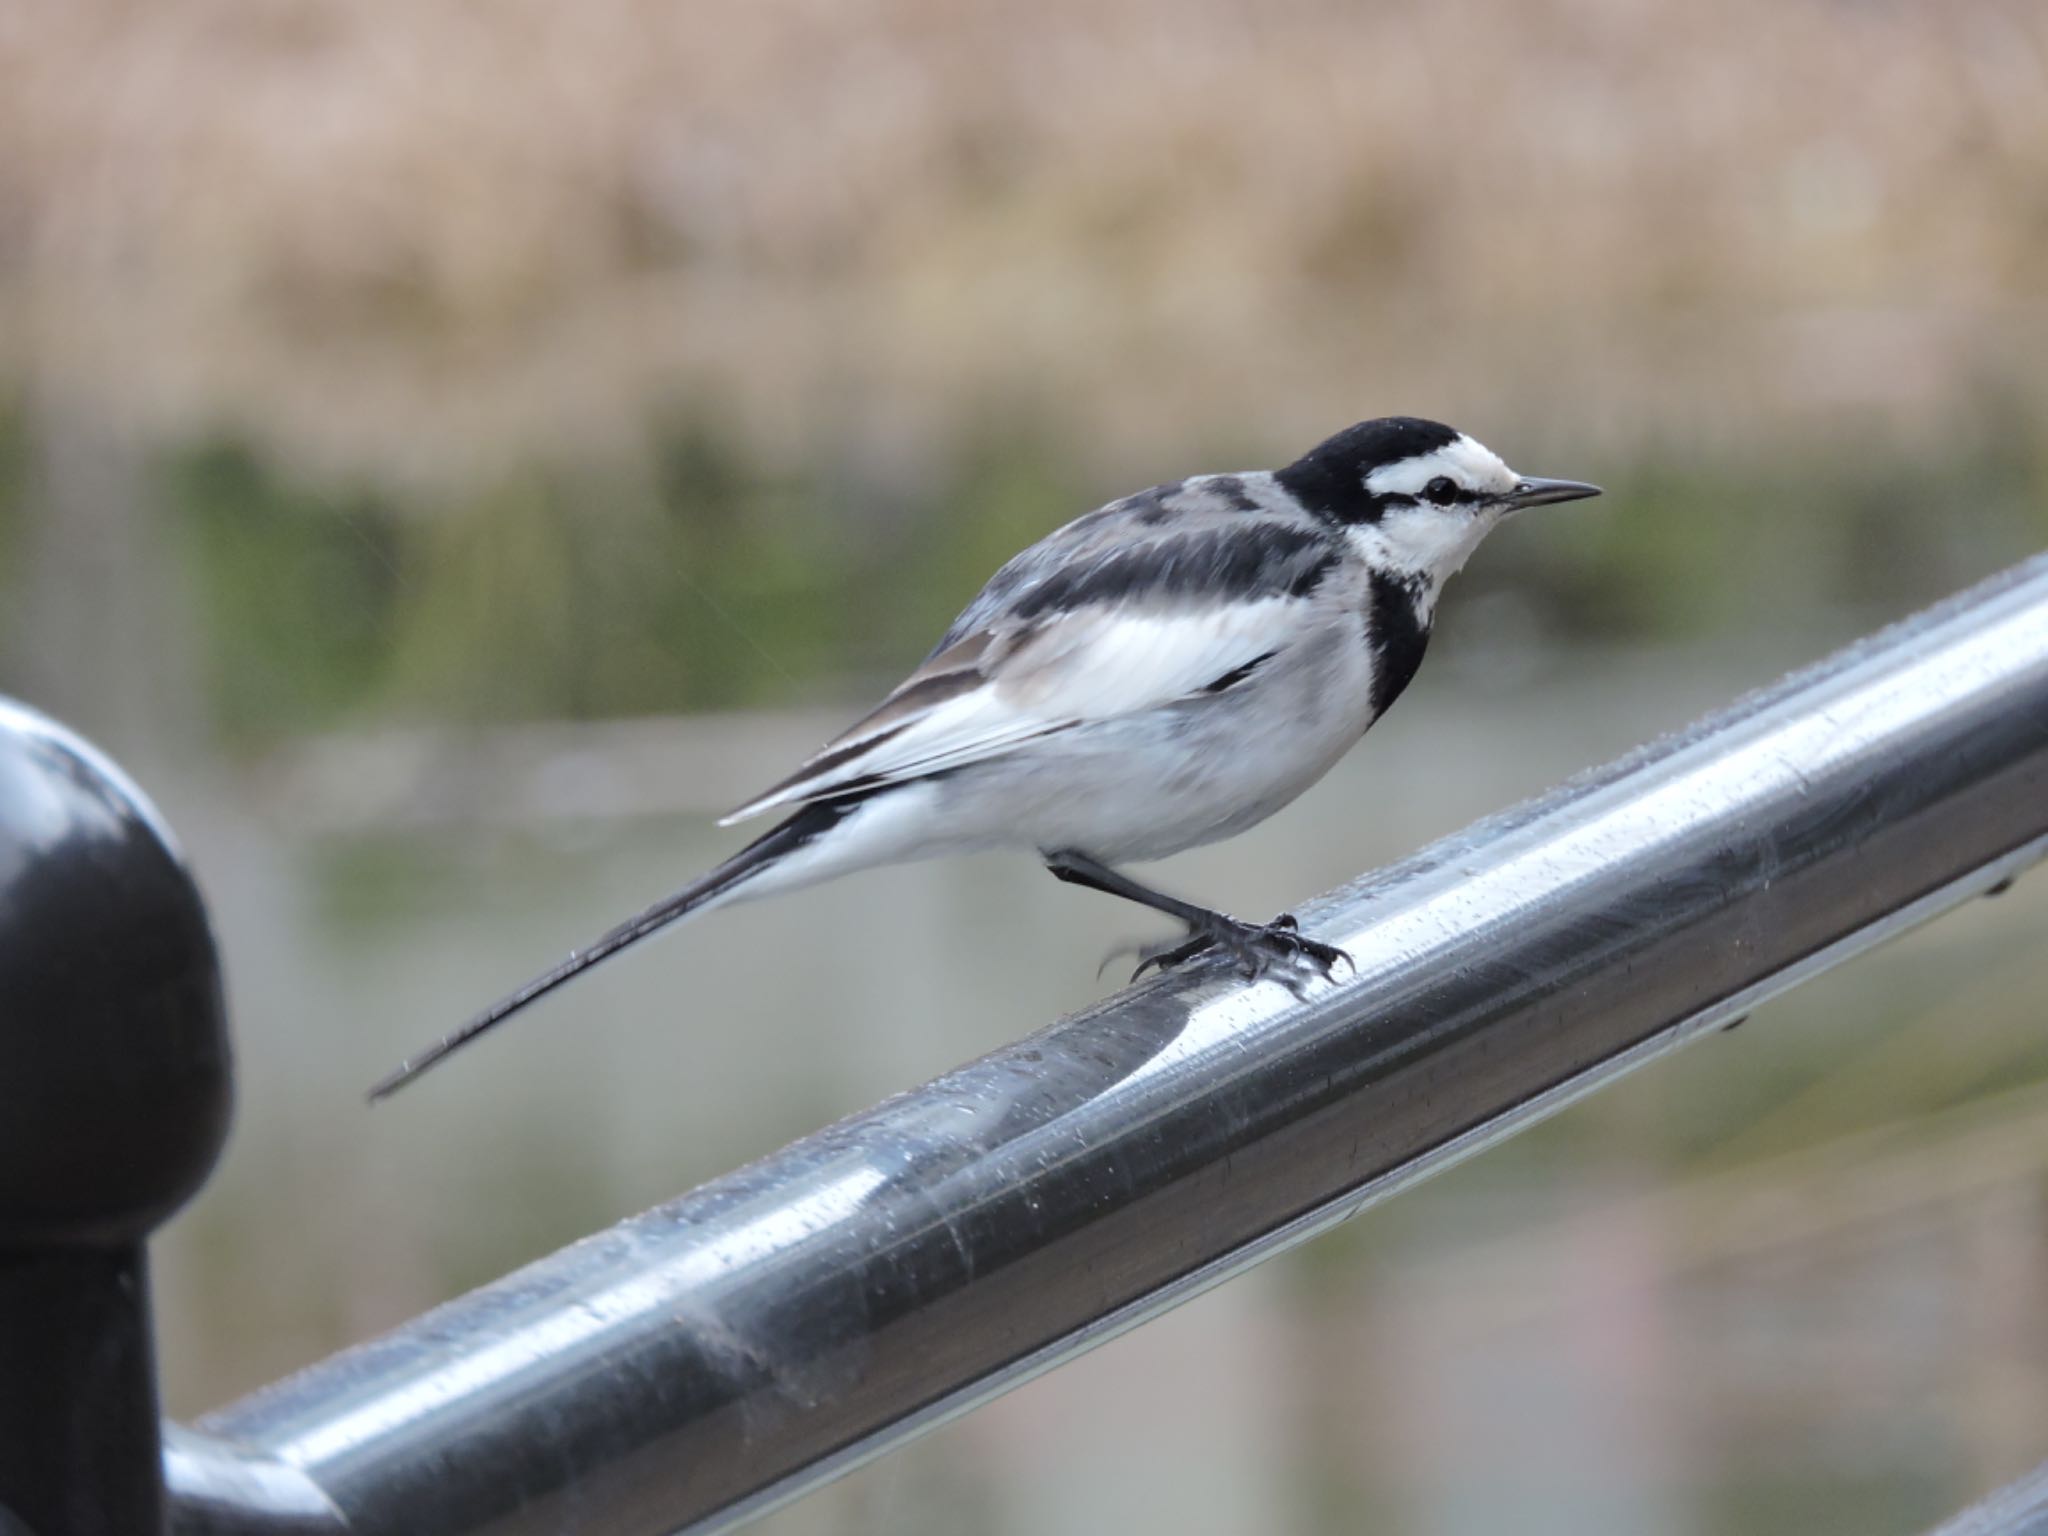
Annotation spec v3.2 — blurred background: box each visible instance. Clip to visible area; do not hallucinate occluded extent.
[5,0,2048,1530]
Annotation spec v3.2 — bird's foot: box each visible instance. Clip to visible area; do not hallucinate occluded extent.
[1131,912,1351,990]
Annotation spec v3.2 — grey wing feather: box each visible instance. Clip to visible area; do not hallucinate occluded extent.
[722,475,1337,824]
[933,475,1331,651]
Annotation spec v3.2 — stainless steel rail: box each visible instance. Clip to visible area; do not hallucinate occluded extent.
[167,553,2048,1536]
[1922,1458,2048,1536]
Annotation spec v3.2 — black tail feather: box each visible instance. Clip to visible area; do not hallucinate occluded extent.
[368,798,861,1101]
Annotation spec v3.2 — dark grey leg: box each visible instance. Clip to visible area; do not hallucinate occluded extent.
[1042,848,1351,985]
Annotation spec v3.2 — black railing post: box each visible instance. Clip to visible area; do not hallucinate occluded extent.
[0,702,232,1536]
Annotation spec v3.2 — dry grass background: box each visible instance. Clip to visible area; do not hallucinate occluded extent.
[4,0,2045,486]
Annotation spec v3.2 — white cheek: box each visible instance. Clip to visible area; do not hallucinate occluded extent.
[1348,506,1496,580]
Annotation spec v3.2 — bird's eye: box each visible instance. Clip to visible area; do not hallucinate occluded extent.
[1424,476,1460,505]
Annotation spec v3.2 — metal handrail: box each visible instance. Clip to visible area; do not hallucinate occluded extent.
[164,553,2048,1535]
[1922,1457,2048,1535]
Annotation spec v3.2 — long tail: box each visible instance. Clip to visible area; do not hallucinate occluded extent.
[368,798,862,1100]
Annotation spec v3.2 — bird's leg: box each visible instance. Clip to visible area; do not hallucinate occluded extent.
[1041,849,1349,987]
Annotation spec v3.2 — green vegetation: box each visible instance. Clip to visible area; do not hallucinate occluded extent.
[145,407,2045,749]
[0,399,27,607]
[169,442,406,740]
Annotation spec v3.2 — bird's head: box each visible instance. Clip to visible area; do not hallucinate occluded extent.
[1275,416,1600,588]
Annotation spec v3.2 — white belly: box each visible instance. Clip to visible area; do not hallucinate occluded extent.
[918,627,1380,864]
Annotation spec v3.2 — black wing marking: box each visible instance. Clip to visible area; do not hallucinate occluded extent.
[1198,649,1280,694]
[935,485,1336,653]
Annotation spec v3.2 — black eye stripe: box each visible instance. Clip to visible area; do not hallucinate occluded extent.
[1273,417,1471,526]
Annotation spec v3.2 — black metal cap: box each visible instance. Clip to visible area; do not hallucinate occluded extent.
[0,701,231,1248]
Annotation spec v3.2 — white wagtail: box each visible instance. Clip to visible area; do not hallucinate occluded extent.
[371,417,1599,1098]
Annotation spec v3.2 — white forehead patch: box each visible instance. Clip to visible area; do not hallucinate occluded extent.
[1363,434,1517,499]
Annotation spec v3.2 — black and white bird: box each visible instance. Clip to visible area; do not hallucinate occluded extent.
[371,417,1599,1098]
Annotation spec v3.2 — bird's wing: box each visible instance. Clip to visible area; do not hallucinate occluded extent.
[722,483,1337,824]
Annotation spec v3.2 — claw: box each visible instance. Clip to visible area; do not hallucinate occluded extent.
[1131,932,1212,981]
[1097,941,1140,980]
[1127,911,1350,988]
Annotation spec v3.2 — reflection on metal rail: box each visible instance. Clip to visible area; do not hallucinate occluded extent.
[151,552,2048,1534]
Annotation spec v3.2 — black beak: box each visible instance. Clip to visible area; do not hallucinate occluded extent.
[1505,476,1602,511]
